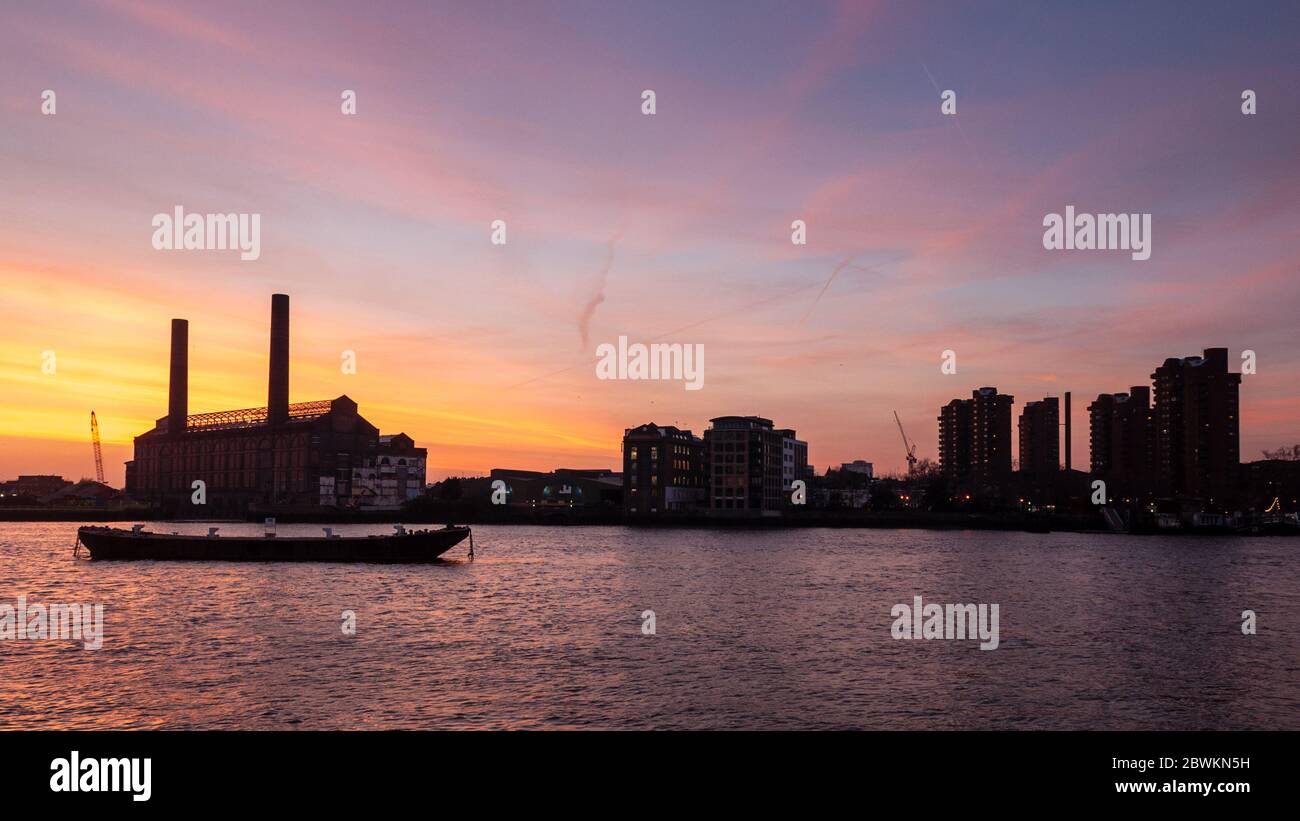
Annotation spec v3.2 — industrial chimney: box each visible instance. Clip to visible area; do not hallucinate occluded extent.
[1064,391,1072,471]
[168,318,188,437]
[268,293,290,427]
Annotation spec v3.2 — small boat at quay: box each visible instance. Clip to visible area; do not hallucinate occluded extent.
[75,524,472,563]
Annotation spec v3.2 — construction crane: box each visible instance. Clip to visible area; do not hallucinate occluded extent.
[90,411,105,484]
[894,411,918,474]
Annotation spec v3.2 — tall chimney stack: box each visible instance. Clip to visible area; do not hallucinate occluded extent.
[168,318,188,437]
[268,293,290,427]
[1064,391,1072,471]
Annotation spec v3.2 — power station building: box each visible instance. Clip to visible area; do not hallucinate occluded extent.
[124,294,426,515]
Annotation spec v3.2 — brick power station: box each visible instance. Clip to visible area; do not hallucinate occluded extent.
[125,294,426,515]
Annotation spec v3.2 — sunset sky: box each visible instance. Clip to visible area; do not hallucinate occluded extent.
[2,0,1298,486]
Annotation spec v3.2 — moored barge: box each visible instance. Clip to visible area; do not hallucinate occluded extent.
[76,524,472,562]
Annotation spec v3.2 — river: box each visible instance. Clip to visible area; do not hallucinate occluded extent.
[1,522,1295,729]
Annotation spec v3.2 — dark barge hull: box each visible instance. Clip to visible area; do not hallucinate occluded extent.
[77,525,471,563]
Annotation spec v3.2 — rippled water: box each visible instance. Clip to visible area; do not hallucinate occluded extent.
[0,522,1295,729]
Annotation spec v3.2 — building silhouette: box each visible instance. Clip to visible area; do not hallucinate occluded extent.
[839,460,874,478]
[778,428,809,494]
[622,424,705,514]
[704,416,788,514]
[938,398,973,483]
[1018,397,1060,475]
[0,475,73,499]
[940,388,1014,491]
[124,294,425,514]
[1151,348,1241,504]
[490,468,623,508]
[1088,386,1154,500]
[973,388,1015,483]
